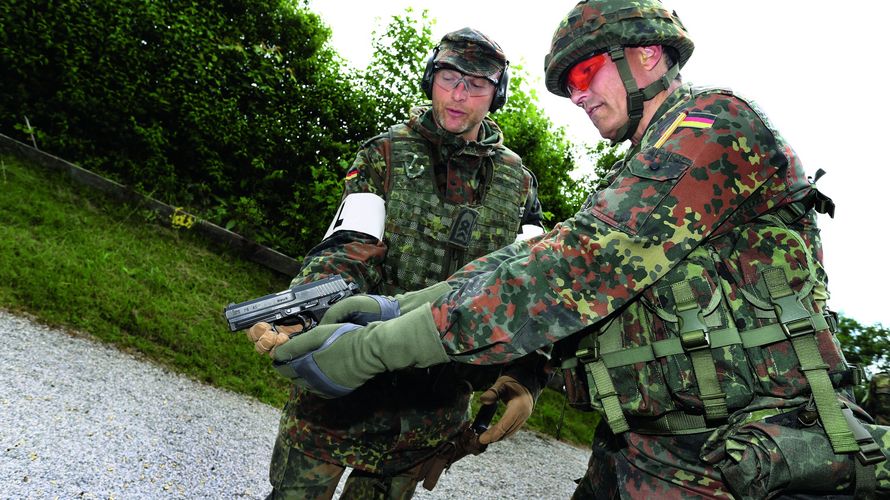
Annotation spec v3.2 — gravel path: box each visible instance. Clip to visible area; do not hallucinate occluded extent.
[0,310,589,499]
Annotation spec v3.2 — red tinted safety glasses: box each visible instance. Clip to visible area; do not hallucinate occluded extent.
[566,52,608,93]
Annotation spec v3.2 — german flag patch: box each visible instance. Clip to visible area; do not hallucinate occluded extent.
[678,112,716,129]
[654,111,719,148]
[344,167,359,182]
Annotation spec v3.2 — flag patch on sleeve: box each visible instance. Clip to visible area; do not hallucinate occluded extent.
[344,167,359,181]
[678,112,716,129]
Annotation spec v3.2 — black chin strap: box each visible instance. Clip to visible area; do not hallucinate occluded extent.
[609,46,679,144]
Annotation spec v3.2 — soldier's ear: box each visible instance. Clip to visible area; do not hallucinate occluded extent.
[638,45,663,71]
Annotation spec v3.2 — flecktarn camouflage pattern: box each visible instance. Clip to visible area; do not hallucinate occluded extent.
[276,105,539,484]
[435,27,507,79]
[544,0,694,97]
[868,371,890,425]
[381,120,526,294]
[425,82,889,497]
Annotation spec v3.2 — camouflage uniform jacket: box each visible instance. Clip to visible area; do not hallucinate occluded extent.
[281,106,544,474]
[426,84,869,497]
[431,84,824,365]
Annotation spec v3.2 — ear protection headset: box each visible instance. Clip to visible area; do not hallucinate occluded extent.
[420,46,510,113]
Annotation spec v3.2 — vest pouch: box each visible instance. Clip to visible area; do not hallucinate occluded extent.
[710,409,890,498]
[579,305,680,422]
[711,222,849,401]
[642,247,756,420]
[716,417,853,497]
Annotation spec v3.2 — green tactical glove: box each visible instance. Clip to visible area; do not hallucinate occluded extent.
[272,306,449,398]
[320,282,451,326]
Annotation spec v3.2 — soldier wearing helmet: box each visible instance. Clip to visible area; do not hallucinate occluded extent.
[264,1,890,498]
[245,27,546,499]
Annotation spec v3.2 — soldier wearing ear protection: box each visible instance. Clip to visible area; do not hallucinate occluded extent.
[249,27,547,500]
[420,27,511,113]
[266,1,890,498]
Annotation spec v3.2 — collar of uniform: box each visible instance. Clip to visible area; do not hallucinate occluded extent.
[635,83,694,153]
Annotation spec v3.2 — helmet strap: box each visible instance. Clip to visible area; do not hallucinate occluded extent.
[608,45,680,144]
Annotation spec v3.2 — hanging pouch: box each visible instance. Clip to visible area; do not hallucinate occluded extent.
[711,411,855,498]
[706,408,890,499]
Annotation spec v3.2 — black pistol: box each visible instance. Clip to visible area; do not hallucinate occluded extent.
[224,274,358,333]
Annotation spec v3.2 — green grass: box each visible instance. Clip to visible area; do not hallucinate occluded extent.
[0,153,598,447]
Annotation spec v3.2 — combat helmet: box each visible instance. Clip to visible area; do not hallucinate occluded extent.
[544,0,694,142]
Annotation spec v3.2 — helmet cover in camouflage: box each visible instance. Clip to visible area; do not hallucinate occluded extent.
[435,27,507,80]
[544,0,695,97]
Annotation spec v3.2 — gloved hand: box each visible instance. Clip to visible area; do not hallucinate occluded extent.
[271,306,449,398]
[246,322,303,355]
[320,282,450,325]
[477,375,534,444]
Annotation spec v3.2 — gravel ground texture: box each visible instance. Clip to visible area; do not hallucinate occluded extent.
[0,310,589,499]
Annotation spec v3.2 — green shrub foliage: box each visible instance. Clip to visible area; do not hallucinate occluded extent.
[0,1,608,256]
[0,0,380,253]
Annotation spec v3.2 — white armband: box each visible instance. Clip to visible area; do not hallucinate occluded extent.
[515,224,545,242]
[323,193,386,241]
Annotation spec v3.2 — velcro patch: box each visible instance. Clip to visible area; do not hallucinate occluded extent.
[448,207,479,249]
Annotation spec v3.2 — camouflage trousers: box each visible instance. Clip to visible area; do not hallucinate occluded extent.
[267,432,421,500]
[572,411,890,499]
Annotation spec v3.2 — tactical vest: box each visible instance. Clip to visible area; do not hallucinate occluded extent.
[564,211,879,458]
[378,124,526,296]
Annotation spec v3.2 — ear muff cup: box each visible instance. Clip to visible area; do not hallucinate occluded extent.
[420,47,439,100]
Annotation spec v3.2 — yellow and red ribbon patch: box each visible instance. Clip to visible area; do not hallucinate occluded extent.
[343,167,359,181]
[653,111,717,148]
[679,112,716,129]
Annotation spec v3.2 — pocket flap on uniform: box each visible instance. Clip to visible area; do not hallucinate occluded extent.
[629,148,692,181]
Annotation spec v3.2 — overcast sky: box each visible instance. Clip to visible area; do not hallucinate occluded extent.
[307,0,888,327]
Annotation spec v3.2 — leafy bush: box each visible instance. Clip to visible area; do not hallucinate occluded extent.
[0,1,612,258]
[0,0,377,255]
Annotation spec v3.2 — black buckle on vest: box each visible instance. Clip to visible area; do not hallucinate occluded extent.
[824,309,839,333]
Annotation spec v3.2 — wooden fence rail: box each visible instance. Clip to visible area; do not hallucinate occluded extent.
[0,133,300,277]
